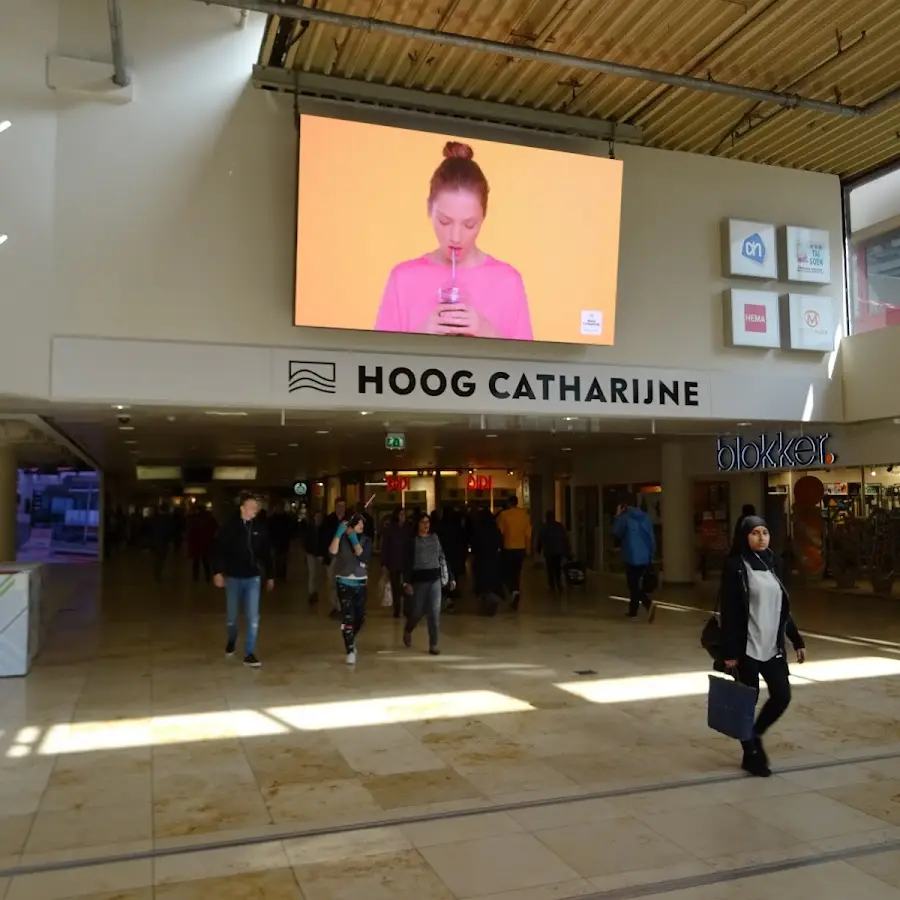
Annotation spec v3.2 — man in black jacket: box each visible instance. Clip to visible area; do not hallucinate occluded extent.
[212,494,274,667]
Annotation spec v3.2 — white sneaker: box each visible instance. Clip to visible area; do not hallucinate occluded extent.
[346,650,357,665]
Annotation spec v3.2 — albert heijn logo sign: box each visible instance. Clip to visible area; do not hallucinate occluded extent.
[717,432,836,472]
[741,233,767,266]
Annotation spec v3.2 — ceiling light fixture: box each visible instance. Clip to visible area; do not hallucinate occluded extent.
[204,410,249,417]
[112,404,130,411]
[0,121,11,133]
[119,425,135,432]
[485,433,498,438]
[360,411,371,416]
[563,416,578,422]
[561,447,572,452]
[737,421,752,427]
[288,442,299,448]
[634,437,647,441]
[124,440,137,445]
[315,430,329,435]
[0,235,9,246]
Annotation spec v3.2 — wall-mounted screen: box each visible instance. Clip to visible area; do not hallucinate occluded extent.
[295,115,624,345]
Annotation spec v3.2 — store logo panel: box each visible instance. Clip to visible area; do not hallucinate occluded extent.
[727,289,780,349]
[783,225,831,284]
[725,219,778,280]
[787,293,836,352]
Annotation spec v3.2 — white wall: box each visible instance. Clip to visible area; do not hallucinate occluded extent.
[1,0,844,421]
[0,0,59,398]
[850,167,900,234]
[841,328,900,422]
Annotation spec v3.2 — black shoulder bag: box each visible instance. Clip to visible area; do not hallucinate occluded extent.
[700,590,724,669]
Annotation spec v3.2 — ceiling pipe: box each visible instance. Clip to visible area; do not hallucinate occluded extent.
[199,0,899,119]
[107,0,130,88]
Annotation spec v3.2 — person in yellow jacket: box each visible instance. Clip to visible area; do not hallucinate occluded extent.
[496,497,532,611]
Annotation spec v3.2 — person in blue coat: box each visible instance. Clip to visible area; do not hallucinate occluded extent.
[612,493,657,619]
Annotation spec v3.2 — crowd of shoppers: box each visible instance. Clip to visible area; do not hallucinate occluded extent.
[136,490,806,783]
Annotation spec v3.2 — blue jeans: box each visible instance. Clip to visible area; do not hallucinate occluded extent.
[225,576,261,655]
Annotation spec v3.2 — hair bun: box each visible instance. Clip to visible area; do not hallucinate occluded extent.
[443,141,474,161]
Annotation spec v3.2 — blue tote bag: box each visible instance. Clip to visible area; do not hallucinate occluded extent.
[707,674,757,742]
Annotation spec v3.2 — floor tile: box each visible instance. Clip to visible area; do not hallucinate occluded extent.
[740,790,889,842]
[5,860,153,900]
[155,869,304,898]
[453,762,576,798]
[463,882,595,900]
[39,771,151,813]
[401,812,524,848]
[283,827,412,868]
[637,803,797,859]
[24,802,152,855]
[244,735,356,785]
[262,778,382,825]
[362,768,484,810]
[0,815,33,857]
[534,816,693,879]
[852,850,900,890]
[293,848,455,899]
[588,860,713,893]
[154,841,292,885]
[152,788,272,839]
[418,832,579,897]
[824,780,900,826]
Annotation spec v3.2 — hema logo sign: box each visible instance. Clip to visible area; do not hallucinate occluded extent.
[741,233,767,265]
[743,304,767,333]
[717,432,836,472]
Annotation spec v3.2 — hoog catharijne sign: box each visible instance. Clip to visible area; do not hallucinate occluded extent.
[716,432,836,472]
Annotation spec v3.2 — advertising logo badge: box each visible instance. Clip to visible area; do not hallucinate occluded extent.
[288,361,337,394]
[743,304,768,333]
[741,233,767,266]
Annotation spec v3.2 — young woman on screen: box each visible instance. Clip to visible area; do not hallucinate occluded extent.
[374,141,534,341]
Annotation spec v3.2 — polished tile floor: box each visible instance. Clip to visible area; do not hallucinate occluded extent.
[2,554,900,898]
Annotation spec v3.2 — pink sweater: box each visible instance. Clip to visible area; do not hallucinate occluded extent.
[374,255,533,341]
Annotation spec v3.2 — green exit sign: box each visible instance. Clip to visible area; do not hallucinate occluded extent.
[385,433,405,451]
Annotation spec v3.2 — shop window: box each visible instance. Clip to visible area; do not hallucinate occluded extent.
[850,226,900,334]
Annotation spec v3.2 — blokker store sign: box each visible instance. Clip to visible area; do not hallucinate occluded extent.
[717,432,836,472]
[281,352,711,417]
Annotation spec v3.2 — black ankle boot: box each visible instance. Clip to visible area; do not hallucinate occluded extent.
[741,747,772,778]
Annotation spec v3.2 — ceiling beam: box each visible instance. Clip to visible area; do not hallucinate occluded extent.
[203,0,900,118]
[253,67,642,144]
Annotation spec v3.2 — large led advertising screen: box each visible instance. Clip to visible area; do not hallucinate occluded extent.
[295,115,624,346]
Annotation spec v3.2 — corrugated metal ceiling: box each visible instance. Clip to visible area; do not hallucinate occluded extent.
[256,0,900,177]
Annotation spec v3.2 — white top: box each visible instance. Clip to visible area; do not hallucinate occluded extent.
[744,561,782,662]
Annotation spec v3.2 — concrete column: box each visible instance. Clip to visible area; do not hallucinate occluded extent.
[729,473,765,534]
[661,442,694,585]
[0,443,18,562]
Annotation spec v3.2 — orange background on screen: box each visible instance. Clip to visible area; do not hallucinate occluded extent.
[295,115,623,345]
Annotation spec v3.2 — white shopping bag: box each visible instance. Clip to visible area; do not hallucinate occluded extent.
[380,574,393,607]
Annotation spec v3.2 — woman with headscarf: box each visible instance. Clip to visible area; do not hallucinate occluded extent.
[719,515,807,778]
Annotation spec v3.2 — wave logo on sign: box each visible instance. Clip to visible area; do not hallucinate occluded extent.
[741,233,767,265]
[288,360,336,394]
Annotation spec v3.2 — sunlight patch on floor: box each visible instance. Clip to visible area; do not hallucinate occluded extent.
[31,690,534,757]
[556,656,900,705]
